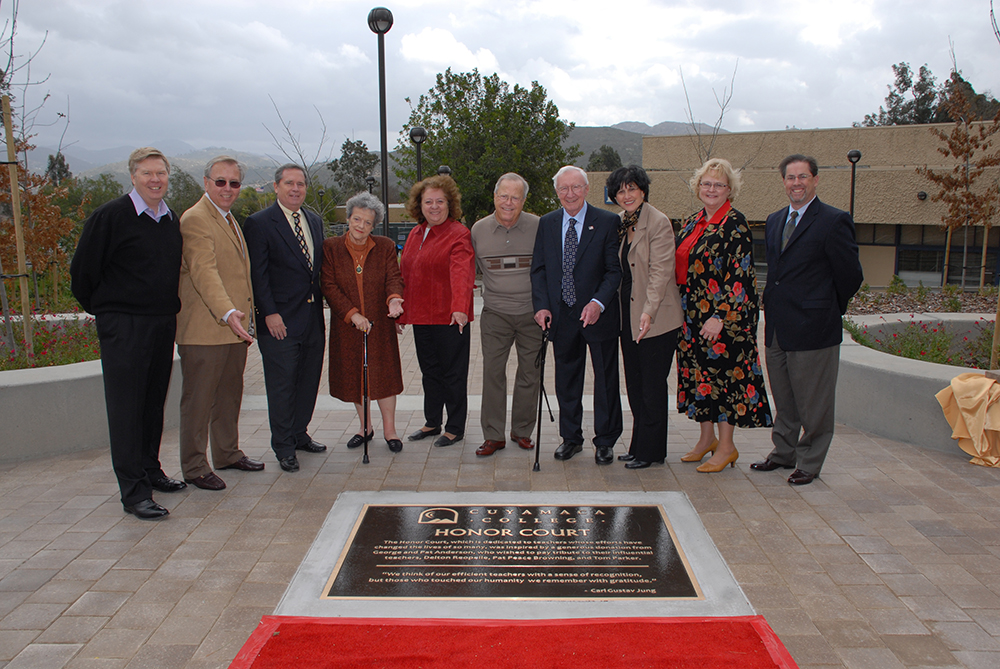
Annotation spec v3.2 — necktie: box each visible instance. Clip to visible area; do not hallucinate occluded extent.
[561,218,578,307]
[292,211,313,271]
[781,210,798,252]
[227,213,244,258]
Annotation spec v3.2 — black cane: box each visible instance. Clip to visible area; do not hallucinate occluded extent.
[533,319,555,472]
[362,329,370,465]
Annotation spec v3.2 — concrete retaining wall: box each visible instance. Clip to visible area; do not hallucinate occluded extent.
[0,354,181,463]
[838,313,992,453]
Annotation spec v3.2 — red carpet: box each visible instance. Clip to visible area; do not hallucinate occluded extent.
[231,616,798,668]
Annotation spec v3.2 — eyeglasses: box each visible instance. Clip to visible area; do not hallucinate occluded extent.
[496,194,523,203]
[556,184,586,195]
[616,184,641,197]
[212,179,242,189]
[699,181,729,191]
[783,174,812,183]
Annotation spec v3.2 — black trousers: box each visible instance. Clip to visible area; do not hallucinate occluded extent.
[257,315,325,460]
[95,312,174,506]
[621,326,678,462]
[412,324,470,435]
[552,304,622,448]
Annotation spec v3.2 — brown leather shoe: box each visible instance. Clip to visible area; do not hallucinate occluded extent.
[184,471,226,491]
[476,440,505,456]
[511,434,534,450]
[219,456,265,471]
[750,457,795,472]
[788,469,817,485]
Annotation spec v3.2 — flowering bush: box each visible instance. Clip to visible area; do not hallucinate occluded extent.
[844,316,994,368]
[0,316,100,371]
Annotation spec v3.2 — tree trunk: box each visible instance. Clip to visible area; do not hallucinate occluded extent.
[943,226,953,286]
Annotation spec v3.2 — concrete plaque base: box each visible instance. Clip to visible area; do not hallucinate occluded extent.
[276,492,753,619]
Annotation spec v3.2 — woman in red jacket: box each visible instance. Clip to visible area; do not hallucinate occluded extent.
[399,175,475,448]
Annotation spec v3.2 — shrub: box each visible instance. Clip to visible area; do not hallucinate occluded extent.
[0,317,100,370]
[886,275,908,295]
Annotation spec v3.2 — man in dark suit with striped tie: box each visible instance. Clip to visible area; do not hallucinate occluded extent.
[243,164,327,472]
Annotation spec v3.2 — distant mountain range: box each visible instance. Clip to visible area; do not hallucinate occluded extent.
[27,120,726,185]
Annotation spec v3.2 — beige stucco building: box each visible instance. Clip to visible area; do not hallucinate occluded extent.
[586,124,1000,289]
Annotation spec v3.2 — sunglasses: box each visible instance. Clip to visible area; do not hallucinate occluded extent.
[212,179,242,189]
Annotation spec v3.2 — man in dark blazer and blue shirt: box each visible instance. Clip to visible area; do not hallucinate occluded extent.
[752,155,863,485]
[243,164,327,472]
[531,166,623,464]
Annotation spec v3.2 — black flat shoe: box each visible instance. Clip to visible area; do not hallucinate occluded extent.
[296,439,327,453]
[347,431,374,449]
[279,456,300,472]
[408,427,442,441]
[387,439,403,453]
[618,453,636,462]
[624,459,663,469]
[434,432,464,447]
[150,476,187,493]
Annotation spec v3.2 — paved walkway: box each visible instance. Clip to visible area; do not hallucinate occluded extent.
[3,304,1000,668]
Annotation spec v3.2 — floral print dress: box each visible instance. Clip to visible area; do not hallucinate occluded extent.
[675,206,772,427]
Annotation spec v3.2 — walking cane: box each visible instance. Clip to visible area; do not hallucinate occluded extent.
[533,319,555,472]
[362,328,370,465]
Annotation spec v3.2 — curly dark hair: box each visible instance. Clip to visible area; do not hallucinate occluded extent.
[406,174,463,223]
[605,165,650,206]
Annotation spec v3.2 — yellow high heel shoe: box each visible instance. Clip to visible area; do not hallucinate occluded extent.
[681,439,718,463]
[697,447,739,473]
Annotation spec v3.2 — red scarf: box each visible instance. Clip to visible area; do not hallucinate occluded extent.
[675,200,731,286]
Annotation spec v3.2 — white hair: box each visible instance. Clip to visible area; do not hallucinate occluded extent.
[552,165,588,190]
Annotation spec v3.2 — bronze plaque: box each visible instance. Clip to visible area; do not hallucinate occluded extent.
[323,504,701,600]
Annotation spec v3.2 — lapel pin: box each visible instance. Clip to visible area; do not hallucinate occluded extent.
[588,226,594,230]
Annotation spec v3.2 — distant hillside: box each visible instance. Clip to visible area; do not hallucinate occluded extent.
[566,120,728,169]
[612,121,726,136]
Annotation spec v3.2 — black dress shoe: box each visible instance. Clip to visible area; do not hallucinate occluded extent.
[123,499,169,520]
[595,446,614,465]
[184,472,226,491]
[553,442,583,460]
[219,456,265,471]
[387,439,403,453]
[408,427,442,441]
[279,455,300,472]
[618,453,636,462]
[150,476,187,493]
[296,439,327,453]
[750,457,795,471]
[347,432,374,449]
[788,469,817,485]
[434,432,464,447]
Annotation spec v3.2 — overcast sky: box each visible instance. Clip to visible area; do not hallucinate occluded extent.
[14,0,1000,161]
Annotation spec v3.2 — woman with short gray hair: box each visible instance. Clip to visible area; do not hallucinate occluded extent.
[321,192,406,453]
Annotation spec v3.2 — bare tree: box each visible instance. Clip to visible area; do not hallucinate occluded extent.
[261,95,338,223]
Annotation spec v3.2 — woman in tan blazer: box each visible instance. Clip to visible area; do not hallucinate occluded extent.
[606,166,683,469]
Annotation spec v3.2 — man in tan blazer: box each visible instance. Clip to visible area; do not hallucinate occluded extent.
[176,156,264,490]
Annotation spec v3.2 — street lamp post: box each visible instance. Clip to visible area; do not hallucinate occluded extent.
[437,165,452,176]
[366,175,376,194]
[410,126,427,182]
[847,150,861,219]
[368,7,393,236]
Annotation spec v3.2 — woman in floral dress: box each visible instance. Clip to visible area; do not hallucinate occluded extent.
[675,158,772,473]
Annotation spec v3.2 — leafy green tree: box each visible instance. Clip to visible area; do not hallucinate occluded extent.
[51,173,123,220]
[166,169,204,216]
[586,145,622,173]
[394,68,581,224]
[45,153,72,186]
[231,188,272,225]
[862,63,1000,127]
[330,138,379,195]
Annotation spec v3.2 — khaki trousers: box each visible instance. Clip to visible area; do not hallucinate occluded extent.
[178,342,248,478]
[479,307,543,442]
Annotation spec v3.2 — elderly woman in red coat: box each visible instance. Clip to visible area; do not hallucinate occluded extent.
[321,191,405,453]
[399,174,475,448]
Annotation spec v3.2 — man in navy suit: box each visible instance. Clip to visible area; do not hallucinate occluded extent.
[752,155,863,485]
[530,166,623,464]
[243,164,327,472]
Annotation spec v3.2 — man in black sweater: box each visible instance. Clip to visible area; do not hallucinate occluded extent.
[71,147,186,520]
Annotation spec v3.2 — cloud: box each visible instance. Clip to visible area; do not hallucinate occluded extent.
[399,27,499,72]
